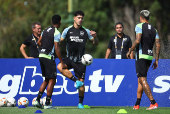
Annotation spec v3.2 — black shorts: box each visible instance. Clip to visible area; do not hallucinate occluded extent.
[62,57,86,79]
[136,59,152,77]
[39,57,57,79]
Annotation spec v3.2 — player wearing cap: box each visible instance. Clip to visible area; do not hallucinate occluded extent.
[127,10,160,110]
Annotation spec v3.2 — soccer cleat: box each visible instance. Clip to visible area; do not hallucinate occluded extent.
[78,103,84,109]
[76,81,84,89]
[34,100,43,109]
[146,103,158,110]
[43,104,54,109]
[133,105,140,110]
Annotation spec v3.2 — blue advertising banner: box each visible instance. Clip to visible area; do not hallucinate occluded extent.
[0,59,169,107]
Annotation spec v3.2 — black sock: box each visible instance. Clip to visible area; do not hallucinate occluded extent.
[70,75,77,82]
[37,91,43,102]
[150,99,156,104]
[45,96,51,105]
[135,98,141,106]
[79,96,84,104]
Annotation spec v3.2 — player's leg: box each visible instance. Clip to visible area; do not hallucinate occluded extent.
[134,78,143,109]
[78,77,85,108]
[43,58,57,109]
[73,62,86,108]
[57,58,78,82]
[37,78,49,102]
[138,60,158,110]
[45,78,56,106]
[35,58,48,108]
[133,59,142,109]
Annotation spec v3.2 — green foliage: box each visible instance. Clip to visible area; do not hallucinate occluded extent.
[0,0,169,58]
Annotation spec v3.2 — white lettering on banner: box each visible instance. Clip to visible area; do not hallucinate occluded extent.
[0,74,21,97]
[153,75,170,93]
[89,70,104,92]
[105,75,125,92]
[0,67,125,97]
[54,71,78,95]
[89,69,125,92]
[19,66,42,95]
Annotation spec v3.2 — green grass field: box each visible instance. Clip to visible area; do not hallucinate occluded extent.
[0,106,170,114]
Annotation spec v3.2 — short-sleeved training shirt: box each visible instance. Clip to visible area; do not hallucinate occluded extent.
[61,25,93,62]
[23,34,40,58]
[40,26,60,57]
[107,34,132,59]
[135,23,159,60]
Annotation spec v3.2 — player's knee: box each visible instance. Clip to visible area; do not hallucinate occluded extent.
[57,63,62,71]
[44,78,49,83]
[78,78,84,82]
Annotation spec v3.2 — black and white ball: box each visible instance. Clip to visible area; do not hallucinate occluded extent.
[7,97,16,107]
[81,54,93,66]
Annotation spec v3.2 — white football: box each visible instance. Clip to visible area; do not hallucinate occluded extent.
[41,96,52,106]
[18,97,29,107]
[7,97,16,107]
[81,54,93,66]
[32,97,43,107]
[0,97,7,107]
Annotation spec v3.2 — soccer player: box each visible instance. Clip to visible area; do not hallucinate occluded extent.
[20,22,41,58]
[34,15,66,109]
[126,10,160,110]
[57,10,99,108]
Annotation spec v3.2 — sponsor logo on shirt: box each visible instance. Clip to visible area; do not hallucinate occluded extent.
[70,36,84,42]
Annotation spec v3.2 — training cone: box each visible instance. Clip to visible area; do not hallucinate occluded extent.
[117,109,127,113]
[18,105,26,108]
[35,110,43,113]
[84,105,90,108]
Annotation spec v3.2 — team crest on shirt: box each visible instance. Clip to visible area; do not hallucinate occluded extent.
[80,31,84,36]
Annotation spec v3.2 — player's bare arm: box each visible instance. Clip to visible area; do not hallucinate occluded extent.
[152,39,160,70]
[90,30,99,46]
[54,42,66,69]
[129,49,134,59]
[60,37,65,42]
[127,33,142,58]
[105,49,111,59]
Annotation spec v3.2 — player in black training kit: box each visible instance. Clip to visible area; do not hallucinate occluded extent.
[127,10,160,110]
[57,10,99,108]
[34,15,66,109]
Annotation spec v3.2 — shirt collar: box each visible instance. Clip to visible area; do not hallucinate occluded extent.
[116,33,125,39]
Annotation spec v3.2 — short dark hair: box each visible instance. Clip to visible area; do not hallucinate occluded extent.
[74,10,84,17]
[32,22,41,29]
[52,15,61,25]
[140,14,149,21]
[115,22,124,28]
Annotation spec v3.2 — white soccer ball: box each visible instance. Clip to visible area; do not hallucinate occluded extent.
[81,54,93,66]
[6,97,16,107]
[32,97,43,107]
[18,97,29,107]
[0,97,7,107]
[41,96,52,106]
